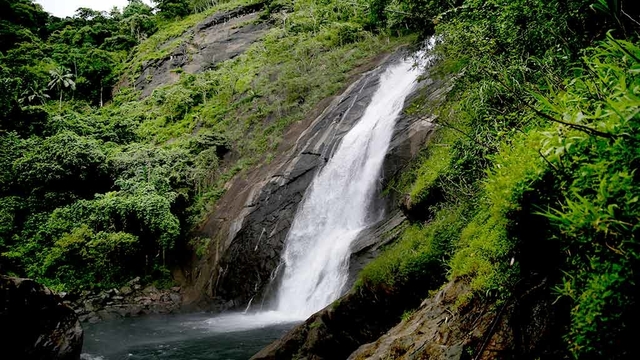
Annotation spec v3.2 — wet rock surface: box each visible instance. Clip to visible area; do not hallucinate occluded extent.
[134,2,268,97]
[65,277,183,323]
[347,210,407,289]
[251,278,429,360]
[0,275,83,360]
[183,51,432,311]
[250,59,454,360]
[253,277,565,360]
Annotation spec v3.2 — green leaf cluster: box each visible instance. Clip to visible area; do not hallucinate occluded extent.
[363,0,639,357]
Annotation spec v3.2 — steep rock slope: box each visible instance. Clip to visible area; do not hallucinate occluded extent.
[183,50,434,310]
[133,2,269,98]
[348,278,566,360]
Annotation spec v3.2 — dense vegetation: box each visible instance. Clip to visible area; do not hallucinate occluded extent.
[357,0,639,358]
[1,0,638,357]
[0,0,402,290]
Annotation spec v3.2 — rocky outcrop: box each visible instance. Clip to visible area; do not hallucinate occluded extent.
[348,278,567,360]
[66,277,183,323]
[0,275,83,360]
[253,276,566,360]
[182,51,435,311]
[249,62,454,360]
[347,210,407,289]
[134,2,269,97]
[251,271,433,360]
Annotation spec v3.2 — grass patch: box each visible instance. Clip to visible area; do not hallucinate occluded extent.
[358,202,471,292]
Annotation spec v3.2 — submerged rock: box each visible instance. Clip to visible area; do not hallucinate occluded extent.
[0,275,83,360]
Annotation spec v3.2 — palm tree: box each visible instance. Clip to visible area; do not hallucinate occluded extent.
[19,82,50,105]
[48,66,76,110]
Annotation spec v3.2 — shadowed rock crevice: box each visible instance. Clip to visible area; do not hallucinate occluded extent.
[0,275,83,360]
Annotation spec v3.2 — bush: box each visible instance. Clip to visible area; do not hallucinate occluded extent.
[537,37,640,358]
[40,225,140,290]
[358,203,469,292]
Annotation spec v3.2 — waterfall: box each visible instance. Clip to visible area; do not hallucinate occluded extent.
[274,53,425,318]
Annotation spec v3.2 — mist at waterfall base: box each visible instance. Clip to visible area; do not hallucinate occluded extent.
[81,312,297,359]
[81,51,427,359]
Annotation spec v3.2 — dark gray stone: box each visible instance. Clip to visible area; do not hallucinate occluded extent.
[184,50,438,312]
[133,2,269,98]
[170,293,181,303]
[188,55,392,309]
[0,276,83,360]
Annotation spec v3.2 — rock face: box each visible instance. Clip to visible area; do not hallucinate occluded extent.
[347,210,407,289]
[67,277,183,323]
[183,51,434,311]
[134,2,269,97]
[0,275,83,360]
[348,278,567,360]
[250,65,453,360]
[251,277,431,360]
[253,277,565,360]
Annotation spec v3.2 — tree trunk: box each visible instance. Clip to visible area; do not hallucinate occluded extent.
[59,90,62,111]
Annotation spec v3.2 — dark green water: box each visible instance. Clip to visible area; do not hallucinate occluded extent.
[81,312,300,360]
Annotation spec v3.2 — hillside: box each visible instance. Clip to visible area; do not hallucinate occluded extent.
[1,0,405,291]
[1,0,640,359]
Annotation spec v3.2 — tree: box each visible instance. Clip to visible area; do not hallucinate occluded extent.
[191,0,217,14]
[47,66,75,110]
[123,0,153,18]
[122,0,156,41]
[154,0,190,19]
[19,81,49,105]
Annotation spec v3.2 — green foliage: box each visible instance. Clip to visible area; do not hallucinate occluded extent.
[400,308,415,321]
[0,0,48,52]
[156,0,191,19]
[536,37,640,358]
[358,203,469,292]
[0,0,403,292]
[39,225,140,290]
[14,131,107,199]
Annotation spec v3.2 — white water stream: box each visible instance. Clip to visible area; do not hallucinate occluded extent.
[273,54,425,318]
[82,51,430,360]
[187,52,428,331]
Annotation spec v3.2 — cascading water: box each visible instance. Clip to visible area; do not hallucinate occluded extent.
[81,50,431,360]
[274,53,426,318]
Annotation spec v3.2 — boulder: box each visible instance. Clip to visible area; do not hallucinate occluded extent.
[142,285,158,295]
[0,275,83,360]
[119,285,132,295]
[169,293,181,304]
